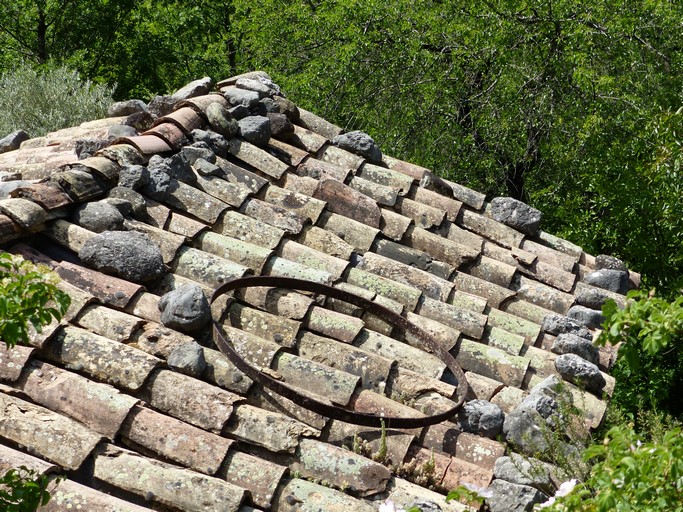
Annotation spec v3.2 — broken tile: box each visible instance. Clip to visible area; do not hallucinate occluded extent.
[142,369,242,433]
[390,366,456,400]
[44,326,161,391]
[121,405,232,474]
[93,444,245,512]
[0,392,102,470]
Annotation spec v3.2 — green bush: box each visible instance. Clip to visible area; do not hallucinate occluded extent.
[0,467,57,511]
[0,62,114,138]
[0,252,70,349]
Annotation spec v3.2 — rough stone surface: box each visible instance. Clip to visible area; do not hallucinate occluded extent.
[182,144,216,166]
[576,287,611,309]
[332,131,382,164]
[76,139,110,160]
[118,164,149,190]
[406,501,442,512]
[206,102,239,139]
[503,408,549,455]
[228,104,249,120]
[542,314,593,340]
[552,333,600,365]
[584,269,630,294]
[238,116,271,147]
[272,97,299,121]
[595,254,628,271]
[108,186,146,217]
[567,305,605,329]
[102,197,133,217]
[73,201,124,233]
[235,78,274,98]
[191,129,229,158]
[123,110,156,132]
[268,113,294,138]
[494,454,553,492]
[79,231,165,283]
[555,353,606,393]
[490,197,542,235]
[108,124,138,139]
[162,153,195,184]
[171,76,212,101]
[457,399,505,439]
[518,376,571,429]
[108,99,147,117]
[0,130,30,154]
[0,180,34,198]
[148,95,176,117]
[194,158,222,177]
[167,341,207,377]
[159,283,211,333]
[486,479,547,512]
[142,157,173,200]
[223,88,260,108]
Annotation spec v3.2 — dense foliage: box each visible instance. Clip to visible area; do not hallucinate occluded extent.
[0,467,56,511]
[0,252,70,349]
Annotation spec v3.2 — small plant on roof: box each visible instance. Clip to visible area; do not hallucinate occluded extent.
[0,466,60,511]
[0,252,70,349]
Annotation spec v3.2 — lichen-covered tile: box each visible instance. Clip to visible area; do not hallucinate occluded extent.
[75,304,144,343]
[44,219,95,253]
[227,138,291,180]
[218,325,282,368]
[327,282,374,316]
[390,367,456,401]
[305,305,365,343]
[501,298,556,324]
[194,173,252,208]
[266,138,310,166]
[249,382,329,430]
[358,252,453,302]
[421,424,505,471]
[43,477,153,512]
[412,187,462,222]
[164,180,230,224]
[318,211,379,253]
[216,210,285,250]
[216,156,269,194]
[356,329,446,379]
[486,308,541,344]
[319,144,365,171]
[458,208,525,249]
[197,231,273,273]
[489,385,526,413]
[44,325,161,391]
[405,312,461,352]
[121,405,232,475]
[347,268,422,311]
[280,239,349,280]
[326,420,415,467]
[264,185,327,224]
[395,197,445,229]
[521,239,578,273]
[0,392,102,470]
[466,255,517,288]
[288,124,330,153]
[382,477,468,512]
[374,239,432,272]
[298,331,394,393]
[298,225,355,260]
[406,226,479,268]
[519,259,577,293]
[11,181,73,210]
[123,219,186,264]
[203,347,253,395]
[511,274,575,314]
[407,446,492,492]
[227,302,300,348]
[262,255,335,286]
[314,179,381,228]
[363,293,406,337]
[418,297,487,340]
[16,360,138,439]
[453,338,529,387]
[282,172,320,196]
[521,345,557,381]
[0,344,33,382]
[277,478,376,512]
[464,371,505,401]
[294,439,391,497]
[273,352,360,406]
[220,450,287,509]
[348,175,398,206]
[142,369,243,433]
[242,197,309,234]
[384,155,429,180]
[380,208,412,241]
[448,290,488,314]
[481,239,534,267]
[536,231,583,258]
[93,444,246,512]
[297,156,350,182]
[238,286,314,320]
[224,404,319,453]
[482,326,526,355]
[358,162,414,196]
[173,246,250,288]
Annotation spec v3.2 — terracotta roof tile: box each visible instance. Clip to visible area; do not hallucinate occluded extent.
[76,304,144,342]
[318,211,379,253]
[348,175,399,206]
[305,305,365,343]
[406,226,479,268]
[242,197,309,234]
[298,225,355,260]
[297,107,343,139]
[296,156,350,181]
[217,210,285,249]
[314,178,381,227]
[216,156,269,193]
[319,144,365,171]
[220,450,287,509]
[228,138,291,180]
[44,478,153,512]
[173,245,250,287]
[278,477,375,512]
[0,344,34,382]
[458,208,525,249]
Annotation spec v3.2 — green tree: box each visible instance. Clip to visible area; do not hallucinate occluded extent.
[0,467,56,512]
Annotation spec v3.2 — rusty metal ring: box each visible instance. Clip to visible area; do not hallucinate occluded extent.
[211,275,468,429]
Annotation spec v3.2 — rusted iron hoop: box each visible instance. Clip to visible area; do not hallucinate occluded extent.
[211,275,469,429]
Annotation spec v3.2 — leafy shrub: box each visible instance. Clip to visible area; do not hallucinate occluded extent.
[0,467,58,511]
[0,252,70,349]
[540,425,683,511]
[598,290,683,422]
[0,61,114,138]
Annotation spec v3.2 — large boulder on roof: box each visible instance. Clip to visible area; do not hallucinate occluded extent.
[490,197,542,235]
[332,130,383,164]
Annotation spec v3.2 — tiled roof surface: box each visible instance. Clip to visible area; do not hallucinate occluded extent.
[0,71,634,511]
